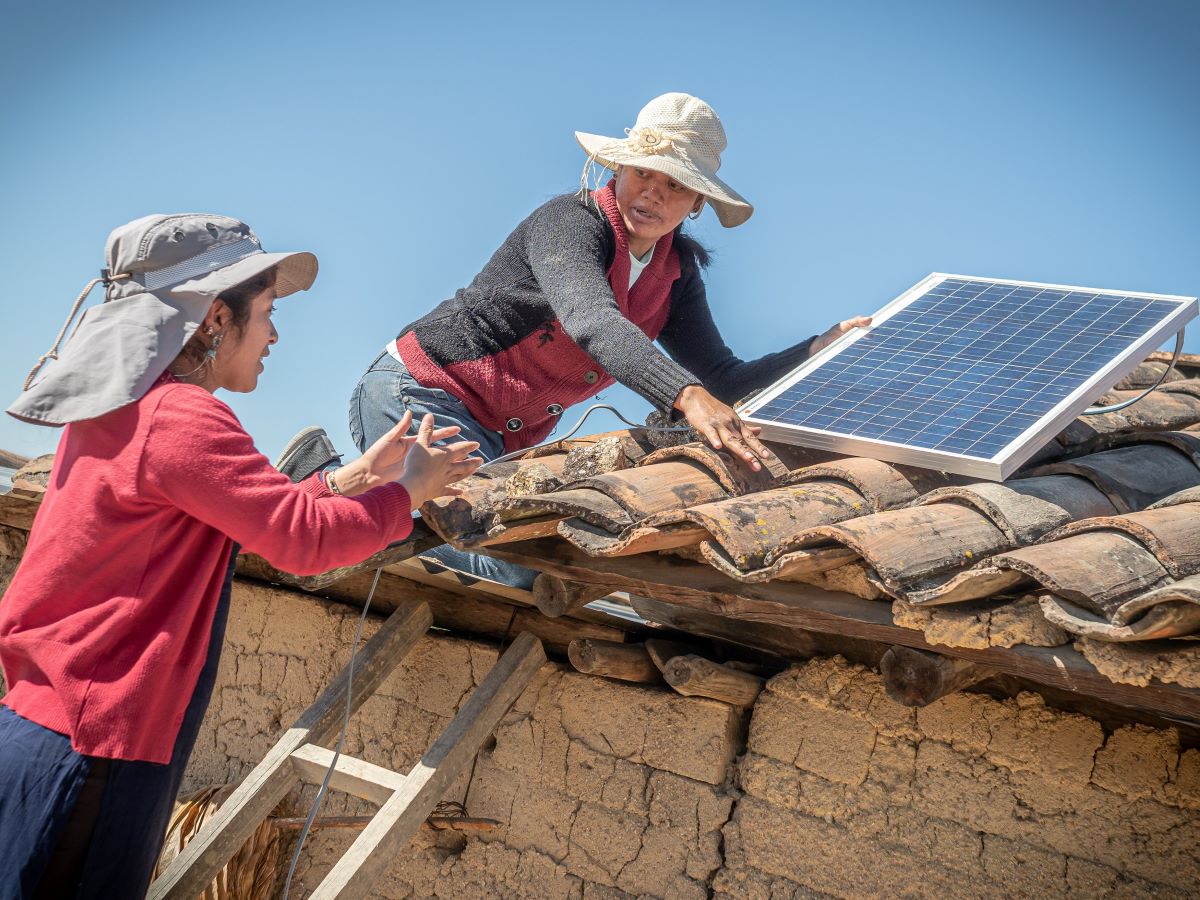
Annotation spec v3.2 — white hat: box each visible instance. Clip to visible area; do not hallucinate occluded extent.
[576,92,754,228]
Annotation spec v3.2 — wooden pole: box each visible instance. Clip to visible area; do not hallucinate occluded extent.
[567,639,661,683]
[643,638,702,672]
[662,654,763,709]
[532,573,612,618]
[880,645,993,707]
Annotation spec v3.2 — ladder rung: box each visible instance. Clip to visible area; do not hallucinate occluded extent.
[290,743,406,805]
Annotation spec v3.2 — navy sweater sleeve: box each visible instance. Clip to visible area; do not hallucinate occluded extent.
[658,252,817,405]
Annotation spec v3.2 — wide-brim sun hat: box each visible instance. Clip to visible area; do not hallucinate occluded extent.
[576,92,754,228]
[8,213,317,427]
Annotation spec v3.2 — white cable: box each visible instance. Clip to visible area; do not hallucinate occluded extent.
[282,565,383,899]
[479,403,692,469]
[1081,328,1186,416]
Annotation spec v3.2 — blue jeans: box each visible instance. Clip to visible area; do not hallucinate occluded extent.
[348,351,537,590]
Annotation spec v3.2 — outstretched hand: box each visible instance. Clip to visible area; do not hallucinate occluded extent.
[397,413,483,506]
[810,315,873,356]
[328,411,482,504]
[674,384,772,472]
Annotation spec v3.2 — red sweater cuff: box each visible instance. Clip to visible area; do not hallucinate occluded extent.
[372,482,415,542]
[301,472,333,498]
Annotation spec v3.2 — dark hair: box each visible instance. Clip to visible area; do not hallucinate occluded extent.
[215,267,277,330]
[673,226,712,269]
[173,267,277,370]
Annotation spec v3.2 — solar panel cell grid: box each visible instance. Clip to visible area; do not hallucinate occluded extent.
[743,275,1194,478]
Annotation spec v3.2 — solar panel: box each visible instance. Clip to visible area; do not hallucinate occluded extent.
[740,274,1197,480]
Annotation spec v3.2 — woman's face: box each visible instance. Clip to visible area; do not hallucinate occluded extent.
[212,286,278,393]
[613,166,703,254]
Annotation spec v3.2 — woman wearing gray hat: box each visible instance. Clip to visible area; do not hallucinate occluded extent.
[0,215,481,897]
[347,92,868,586]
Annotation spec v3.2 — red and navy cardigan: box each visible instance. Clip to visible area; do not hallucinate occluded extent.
[397,183,815,452]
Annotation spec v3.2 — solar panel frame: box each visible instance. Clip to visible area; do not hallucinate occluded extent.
[739,273,1197,481]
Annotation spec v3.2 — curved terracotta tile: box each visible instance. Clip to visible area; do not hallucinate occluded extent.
[1026,444,1200,513]
[494,488,632,532]
[903,566,1030,606]
[698,540,856,584]
[556,518,710,557]
[681,482,869,571]
[1042,504,1200,579]
[783,457,961,512]
[919,474,1116,545]
[566,459,729,520]
[1039,591,1200,641]
[777,503,1011,591]
[990,532,1171,620]
[638,443,783,495]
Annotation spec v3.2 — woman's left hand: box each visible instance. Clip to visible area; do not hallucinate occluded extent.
[810,315,873,356]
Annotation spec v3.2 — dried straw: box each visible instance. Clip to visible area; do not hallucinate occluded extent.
[153,785,280,900]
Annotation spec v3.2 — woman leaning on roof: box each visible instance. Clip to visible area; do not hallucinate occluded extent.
[0,215,480,897]
[347,92,869,586]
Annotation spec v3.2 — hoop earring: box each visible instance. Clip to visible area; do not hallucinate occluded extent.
[688,209,702,220]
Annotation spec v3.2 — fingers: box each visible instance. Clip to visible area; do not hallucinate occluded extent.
[717,424,762,471]
[416,413,436,445]
[740,427,773,462]
[428,424,462,443]
[696,422,724,451]
[378,411,413,445]
[841,315,873,331]
[442,439,480,461]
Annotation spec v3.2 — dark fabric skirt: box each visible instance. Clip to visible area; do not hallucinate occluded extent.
[0,547,237,899]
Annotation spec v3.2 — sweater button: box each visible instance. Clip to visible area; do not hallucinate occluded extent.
[546,403,563,416]
[584,371,599,384]
[505,417,523,432]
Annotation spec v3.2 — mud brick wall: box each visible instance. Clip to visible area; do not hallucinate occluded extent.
[717,658,1200,899]
[181,578,742,898]
[1,525,1197,898]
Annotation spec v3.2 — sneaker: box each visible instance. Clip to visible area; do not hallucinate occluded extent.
[274,426,343,483]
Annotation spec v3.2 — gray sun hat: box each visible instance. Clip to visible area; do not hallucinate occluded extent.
[8,213,317,427]
[576,92,754,228]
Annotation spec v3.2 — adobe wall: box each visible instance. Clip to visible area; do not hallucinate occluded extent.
[1,524,1197,897]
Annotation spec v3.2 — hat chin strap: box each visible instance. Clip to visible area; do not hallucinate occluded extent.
[23,272,132,391]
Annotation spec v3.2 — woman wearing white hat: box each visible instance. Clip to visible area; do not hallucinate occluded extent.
[0,214,481,896]
[347,92,868,586]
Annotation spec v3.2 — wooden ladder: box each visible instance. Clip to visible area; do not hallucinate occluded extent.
[148,602,545,899]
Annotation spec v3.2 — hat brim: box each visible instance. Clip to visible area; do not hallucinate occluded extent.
[171,249,318,300]
[575,131,753,228]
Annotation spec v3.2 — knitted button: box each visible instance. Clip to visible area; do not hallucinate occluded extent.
[505,417,523,432]
[546,403,564,416]
[584,371,599,384]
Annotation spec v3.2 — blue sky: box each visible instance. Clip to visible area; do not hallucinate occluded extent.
[2,0,1197,460]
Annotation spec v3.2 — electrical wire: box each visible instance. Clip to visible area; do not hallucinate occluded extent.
[1081,329,1186,415]
[479,402,693,470]
[282,565,384,899]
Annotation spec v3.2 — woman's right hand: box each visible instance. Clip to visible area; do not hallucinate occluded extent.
[331,412,481,504]
[673,384,773,472]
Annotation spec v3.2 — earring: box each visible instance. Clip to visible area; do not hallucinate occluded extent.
[688,208,702,220]
[206,332,224,361]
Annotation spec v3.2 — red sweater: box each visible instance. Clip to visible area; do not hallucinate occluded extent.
[0,376,413,763]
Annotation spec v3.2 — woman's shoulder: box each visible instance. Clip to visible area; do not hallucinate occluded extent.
[524,191,607,233]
